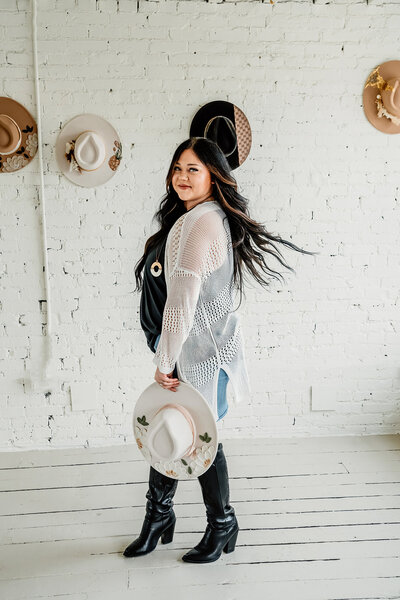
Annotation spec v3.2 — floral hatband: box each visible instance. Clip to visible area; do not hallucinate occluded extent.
[0,128,38,173]
[65,138,122,173]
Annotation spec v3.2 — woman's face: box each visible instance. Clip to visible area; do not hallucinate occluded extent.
[171,148,214,211]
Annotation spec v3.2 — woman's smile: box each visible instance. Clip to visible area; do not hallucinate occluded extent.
[172,148,214,211]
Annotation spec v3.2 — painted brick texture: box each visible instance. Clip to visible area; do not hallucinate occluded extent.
[0,0,399,449]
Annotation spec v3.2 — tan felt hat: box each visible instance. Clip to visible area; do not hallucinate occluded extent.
[0,97,38,173]
[55,113,122,187]
[363,60,400,134]
[134,381,218,480]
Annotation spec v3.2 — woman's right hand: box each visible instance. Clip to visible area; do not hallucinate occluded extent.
[154,366,180,392]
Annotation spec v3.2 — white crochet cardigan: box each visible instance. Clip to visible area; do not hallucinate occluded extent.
[153,200,252,421]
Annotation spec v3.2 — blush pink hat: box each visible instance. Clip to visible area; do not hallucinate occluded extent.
[55,113,122,187]
[133,381,218,480]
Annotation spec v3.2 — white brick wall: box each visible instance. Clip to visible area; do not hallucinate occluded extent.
[0,0,399,450]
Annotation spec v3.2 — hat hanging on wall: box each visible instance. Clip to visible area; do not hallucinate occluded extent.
[0,97,38,173]
[189,100,252,170]
[133,381,218,480]
[363,60,400,134]
[55,113,122,187]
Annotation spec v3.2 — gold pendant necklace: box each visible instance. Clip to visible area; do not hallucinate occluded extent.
[150,255,162,277]
[150,242,164,277]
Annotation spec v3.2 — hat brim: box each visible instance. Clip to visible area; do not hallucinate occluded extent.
[363,60,400,134]
[190,100,252,169]
[133,381,218,480]
[0,97,38,173]
[55,114,122,187]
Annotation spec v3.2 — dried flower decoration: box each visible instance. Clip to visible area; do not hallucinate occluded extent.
[109,139,122,171]
[375,96,400,126]
[364,67,394,92]
[65,140,82,173]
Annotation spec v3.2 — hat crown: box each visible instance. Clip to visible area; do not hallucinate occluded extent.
[146,405,196,461]
[0,114,21,156]
[74,131,106,171]
[381,78,400,118]
[204,115,238,158]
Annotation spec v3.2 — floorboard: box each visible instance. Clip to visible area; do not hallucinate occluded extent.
[1,434,399,600]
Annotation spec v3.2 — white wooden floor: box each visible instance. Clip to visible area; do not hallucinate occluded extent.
[1,434,400,600]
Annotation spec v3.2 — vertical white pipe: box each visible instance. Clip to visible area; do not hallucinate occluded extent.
[31,0,54,378]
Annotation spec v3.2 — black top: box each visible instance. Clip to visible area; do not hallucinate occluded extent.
[140,236,168,354]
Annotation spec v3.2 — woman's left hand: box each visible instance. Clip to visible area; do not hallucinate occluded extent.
[154,366,180,392]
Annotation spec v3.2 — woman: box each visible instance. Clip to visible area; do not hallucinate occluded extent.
[123,137,316,563]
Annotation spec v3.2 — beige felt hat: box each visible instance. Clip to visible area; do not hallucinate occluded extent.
[55,113,122,187]
[363,60,400,134]
[133,381,218,480]
[0,97,38,173]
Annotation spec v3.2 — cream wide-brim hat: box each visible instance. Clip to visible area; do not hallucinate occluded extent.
[0,97,38,173]
[363,60,400,134]
[55,113,122,187]
[134,381,218,480]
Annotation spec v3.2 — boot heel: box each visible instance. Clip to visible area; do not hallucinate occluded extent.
[161,519,175,544]
[223,529,238,554]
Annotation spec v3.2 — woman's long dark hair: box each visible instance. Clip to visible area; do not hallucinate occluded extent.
[134,137,318,308]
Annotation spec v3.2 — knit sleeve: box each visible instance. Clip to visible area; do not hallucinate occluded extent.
[153,209,227,375]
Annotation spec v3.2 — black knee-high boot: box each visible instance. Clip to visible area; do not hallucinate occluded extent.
[123,466,178,557]
[181,442,239,563]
